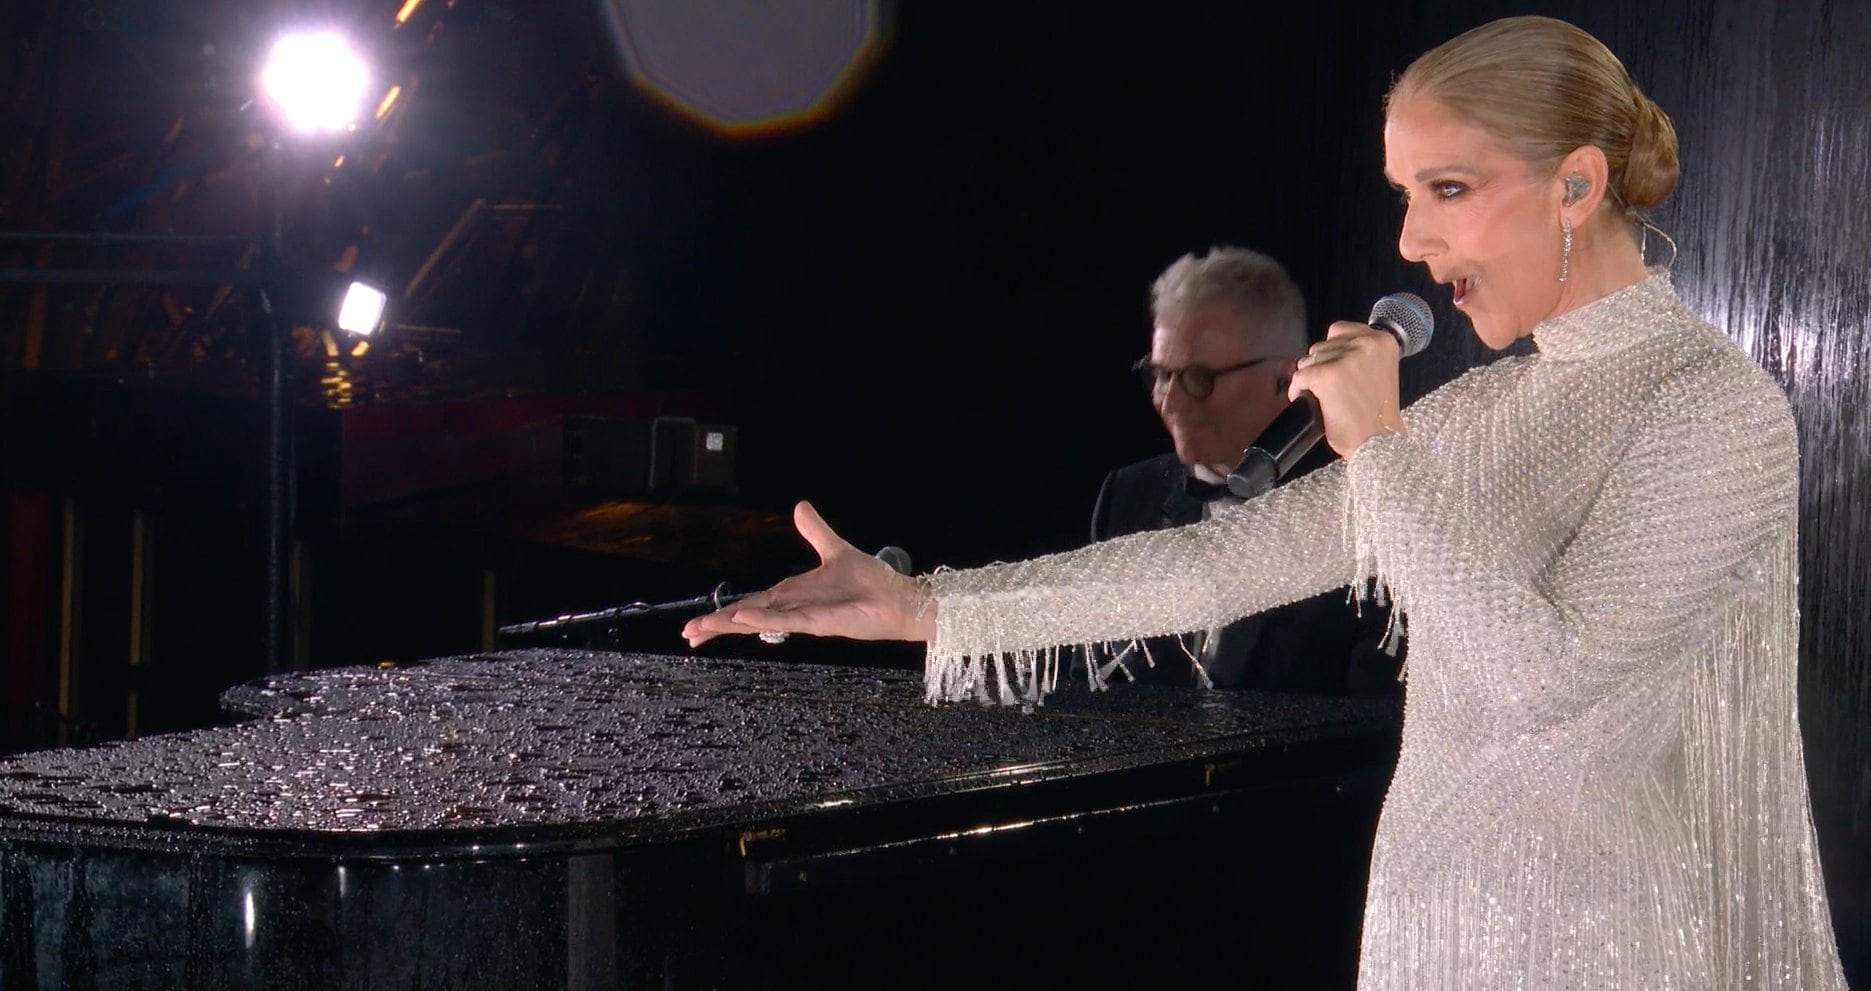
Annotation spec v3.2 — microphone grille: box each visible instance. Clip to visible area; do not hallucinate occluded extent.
[1369,292,1434,358]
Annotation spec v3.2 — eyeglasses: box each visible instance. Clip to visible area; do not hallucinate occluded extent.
[1132,355,1279,400]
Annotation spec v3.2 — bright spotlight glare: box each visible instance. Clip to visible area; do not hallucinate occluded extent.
[261,32,371,133]
[337,281,388,335]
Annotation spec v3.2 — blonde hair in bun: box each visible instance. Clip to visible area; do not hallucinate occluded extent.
[1388,16,1679,223]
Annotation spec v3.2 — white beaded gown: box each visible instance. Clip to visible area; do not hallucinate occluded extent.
[922,271,1847,988]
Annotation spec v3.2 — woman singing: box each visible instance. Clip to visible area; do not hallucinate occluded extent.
[684,16,1848,988]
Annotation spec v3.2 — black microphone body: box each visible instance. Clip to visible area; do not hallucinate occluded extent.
[495,546,913,639]
[1227,293,1434,500]
[1228,395,1325,500]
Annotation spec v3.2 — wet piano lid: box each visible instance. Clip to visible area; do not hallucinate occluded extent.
[0,649,1397,856]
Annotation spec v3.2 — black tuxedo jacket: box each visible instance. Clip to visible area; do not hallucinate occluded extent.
[1085,450,1402,696]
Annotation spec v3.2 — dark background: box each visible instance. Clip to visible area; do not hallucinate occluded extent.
[1,0,1865,982]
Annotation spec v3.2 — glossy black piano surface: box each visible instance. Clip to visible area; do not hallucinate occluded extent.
[0,649,1400,989]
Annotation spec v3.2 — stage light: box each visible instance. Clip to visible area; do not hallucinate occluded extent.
[249,29,374,676]
[259,31,371,134]
[337,281,388,335]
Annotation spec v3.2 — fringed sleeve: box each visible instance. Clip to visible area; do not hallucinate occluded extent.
[923,457,1358,705]
[1528,361,1846,987]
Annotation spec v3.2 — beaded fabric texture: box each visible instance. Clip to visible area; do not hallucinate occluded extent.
[923,270,1847,988]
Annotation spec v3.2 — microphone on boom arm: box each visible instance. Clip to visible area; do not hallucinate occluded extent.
[495,545,914,640]
[1226,292,1434,501]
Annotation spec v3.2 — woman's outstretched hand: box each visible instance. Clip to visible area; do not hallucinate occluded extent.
[1289,320,1407,457]
[681,500,936,648]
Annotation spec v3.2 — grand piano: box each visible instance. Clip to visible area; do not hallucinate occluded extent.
[0,649,1399,989]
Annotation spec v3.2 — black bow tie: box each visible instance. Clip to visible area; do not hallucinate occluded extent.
[1185,475,1241,504]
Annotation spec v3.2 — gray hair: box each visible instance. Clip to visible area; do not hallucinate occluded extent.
[1149,246,1308,355]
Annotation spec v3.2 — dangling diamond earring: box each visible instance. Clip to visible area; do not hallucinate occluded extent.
[1558,216,1573,283]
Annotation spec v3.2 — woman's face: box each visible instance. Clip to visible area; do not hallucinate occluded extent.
[1384,96,1566,349]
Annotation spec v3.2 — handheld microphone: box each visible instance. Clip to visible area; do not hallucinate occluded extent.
[1226,293,1433,500]
[495,546,914,639]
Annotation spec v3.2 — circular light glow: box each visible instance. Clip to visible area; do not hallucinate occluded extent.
[604,0,884,137]
[261,31,371,133]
